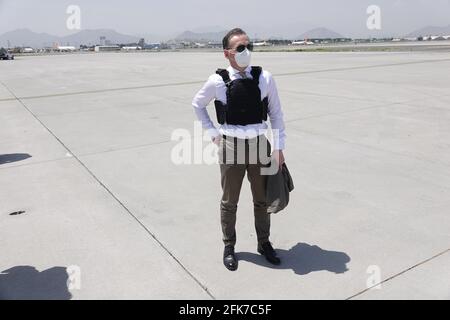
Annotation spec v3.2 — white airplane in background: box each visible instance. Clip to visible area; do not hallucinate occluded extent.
[57,46,76,52]
[291,40,314,45]
[122,46,142,51]
[253,41,271,46]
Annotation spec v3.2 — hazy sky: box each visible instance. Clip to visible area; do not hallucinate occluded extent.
[1,0,449,38]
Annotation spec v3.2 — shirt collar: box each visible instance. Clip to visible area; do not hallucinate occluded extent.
[228,65,252,76]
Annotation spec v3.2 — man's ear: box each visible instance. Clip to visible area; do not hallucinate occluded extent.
[223,50,229,59]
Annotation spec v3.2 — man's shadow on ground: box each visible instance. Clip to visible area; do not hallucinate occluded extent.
[238,242,350,275]
[0,266,72,300]
[0,153,31,165]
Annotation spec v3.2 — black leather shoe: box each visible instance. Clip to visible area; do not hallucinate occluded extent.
[258,242,281,265]
[223,245,238,271]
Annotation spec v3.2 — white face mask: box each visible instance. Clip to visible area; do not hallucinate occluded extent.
[234,48,251,68]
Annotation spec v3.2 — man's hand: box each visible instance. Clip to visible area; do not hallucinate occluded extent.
[272,150,285,167]
[212,135,222,146]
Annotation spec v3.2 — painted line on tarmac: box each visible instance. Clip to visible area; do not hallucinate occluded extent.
[1,57,449,103]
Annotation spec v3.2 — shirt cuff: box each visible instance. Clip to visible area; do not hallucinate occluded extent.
[272,143,285,151]
[272,135,285,150]
[207,128,220,140]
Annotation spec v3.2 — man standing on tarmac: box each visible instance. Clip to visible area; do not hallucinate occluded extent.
[192,28,286,271]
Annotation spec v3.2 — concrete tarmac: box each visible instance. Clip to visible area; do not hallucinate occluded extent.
[0,51,449,299]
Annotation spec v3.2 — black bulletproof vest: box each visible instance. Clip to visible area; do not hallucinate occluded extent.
[214,66,268,125]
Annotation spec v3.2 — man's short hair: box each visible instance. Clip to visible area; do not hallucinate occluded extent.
[222,28,247,49]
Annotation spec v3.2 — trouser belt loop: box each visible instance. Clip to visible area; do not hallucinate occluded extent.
[233,137,238,164]
[222,135,226,164]
[257,135,260,164]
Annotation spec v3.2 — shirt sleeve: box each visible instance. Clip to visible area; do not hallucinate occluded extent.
[266,72,286,150]
[192,74,220,139]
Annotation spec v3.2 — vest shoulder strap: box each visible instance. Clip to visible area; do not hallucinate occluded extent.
[250,66,262,84]
[216,69,232,87]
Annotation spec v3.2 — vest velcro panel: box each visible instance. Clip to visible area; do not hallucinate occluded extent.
[214,66,268,125]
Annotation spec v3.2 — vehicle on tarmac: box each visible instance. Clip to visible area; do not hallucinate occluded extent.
[0,47,14,60]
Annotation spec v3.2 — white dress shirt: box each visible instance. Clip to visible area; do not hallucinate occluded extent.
[192,65,286,150]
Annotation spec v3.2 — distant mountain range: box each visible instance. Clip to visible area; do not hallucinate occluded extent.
[2,25,450,48]
[62,29,140,46]
[0,29,57,48]
[174,27,346,42]
[296,27,345,40]
[175,30,228,42]
[0,27,348,48]
[0,28,140,48]
[0,28,227,48]
[406,25,450,37]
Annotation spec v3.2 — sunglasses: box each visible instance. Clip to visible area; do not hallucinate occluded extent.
[230,43,254,53]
